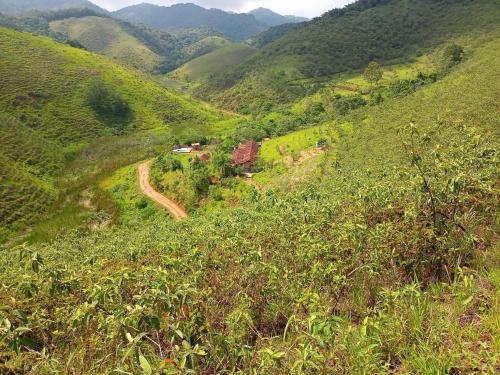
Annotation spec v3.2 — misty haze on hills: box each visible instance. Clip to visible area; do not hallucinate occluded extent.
[92,0,353,18]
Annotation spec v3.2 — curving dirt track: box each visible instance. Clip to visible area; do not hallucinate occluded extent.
[138,161,188,220]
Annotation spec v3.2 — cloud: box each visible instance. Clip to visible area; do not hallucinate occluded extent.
[93,0,353,18]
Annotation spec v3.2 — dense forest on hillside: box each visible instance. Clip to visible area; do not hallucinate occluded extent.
[249,22,306,48]
[198,0,500,111]
[249,7,308,27]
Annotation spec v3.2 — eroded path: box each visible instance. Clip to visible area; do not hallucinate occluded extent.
[138,161,188,220]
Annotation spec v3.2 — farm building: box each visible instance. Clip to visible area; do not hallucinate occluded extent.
[231,140,259,169]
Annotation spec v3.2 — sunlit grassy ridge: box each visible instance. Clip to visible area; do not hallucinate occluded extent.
[0,22,498,374]
[0,27,225,240]
[50,16,162,72]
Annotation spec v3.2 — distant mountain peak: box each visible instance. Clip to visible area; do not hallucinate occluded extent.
[248,7,308,27]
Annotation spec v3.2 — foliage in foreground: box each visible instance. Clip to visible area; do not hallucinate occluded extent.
[0,114,498,374]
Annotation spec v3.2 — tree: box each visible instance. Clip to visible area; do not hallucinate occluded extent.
[154,154,183,173]
[189,163,211,196]
[213,151,233,178]
[363,61,383,87]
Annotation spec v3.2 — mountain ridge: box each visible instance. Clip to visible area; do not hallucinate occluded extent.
[0,0,108,14]
[113,2,267,41]
[248,7,308,27]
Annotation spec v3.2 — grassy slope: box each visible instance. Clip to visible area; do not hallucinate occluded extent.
[0,26,223,240]
[198,0,500,110]
[170,44,258,83]
[0,24,498,375]
[49,16,161,72]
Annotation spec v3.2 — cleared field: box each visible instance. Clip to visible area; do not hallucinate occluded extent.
[259,125,335,163]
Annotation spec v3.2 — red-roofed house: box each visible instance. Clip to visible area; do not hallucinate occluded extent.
[231,140,259,170]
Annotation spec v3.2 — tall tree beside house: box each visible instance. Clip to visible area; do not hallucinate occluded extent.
[212,151,233,178]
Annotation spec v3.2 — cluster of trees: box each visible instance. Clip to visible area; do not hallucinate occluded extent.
[86,79,132,130]
[151,152,213,208]
[442,43,464,69]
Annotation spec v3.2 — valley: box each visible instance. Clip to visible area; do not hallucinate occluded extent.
[0,0,499,373]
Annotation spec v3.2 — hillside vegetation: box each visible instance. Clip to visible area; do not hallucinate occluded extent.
[0,7,498,371]
[198,0,500,111]
[0,0,499,373]
[0,26,223,241]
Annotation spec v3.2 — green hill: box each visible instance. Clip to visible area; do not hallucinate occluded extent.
[0,18,498,373]
[170,44,258,83]
[0,26,224,240]
[0,10,236,74]
[49,16,162,71]
[198,0,500,111]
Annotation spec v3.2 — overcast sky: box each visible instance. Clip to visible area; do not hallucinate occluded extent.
[92,1,354,18]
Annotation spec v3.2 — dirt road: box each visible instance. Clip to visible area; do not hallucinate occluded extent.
[138,161,188,220]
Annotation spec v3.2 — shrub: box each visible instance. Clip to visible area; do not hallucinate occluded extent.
[334,95,367,115]
[442,44,464,69]
[154,154,183,174]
